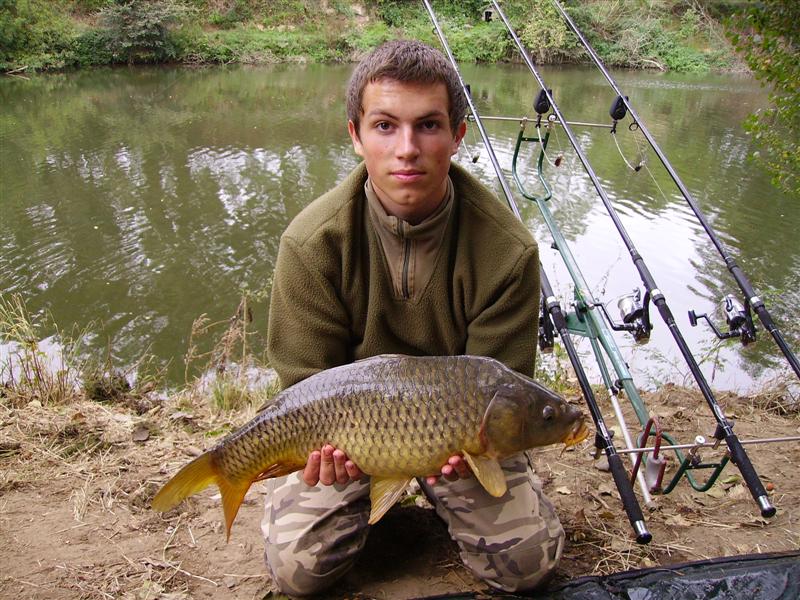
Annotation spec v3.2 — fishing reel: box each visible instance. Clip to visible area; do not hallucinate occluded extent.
[688,294,757,346]
[597,288,652,344]
[538,297,556,353]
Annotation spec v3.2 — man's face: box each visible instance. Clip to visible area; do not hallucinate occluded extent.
[348,79,466,224]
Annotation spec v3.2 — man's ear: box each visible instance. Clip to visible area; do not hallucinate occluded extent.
[348,120,364,157]
[451,120,467,156]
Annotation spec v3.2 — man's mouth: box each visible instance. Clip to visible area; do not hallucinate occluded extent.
[391,170,424,182]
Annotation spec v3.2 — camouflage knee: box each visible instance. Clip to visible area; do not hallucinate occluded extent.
[261,473,371,596]
[421,452,564,592]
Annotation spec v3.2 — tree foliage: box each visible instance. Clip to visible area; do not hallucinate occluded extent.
[0,0,75,68]
[98,0,194,64]
[727,0,799,196]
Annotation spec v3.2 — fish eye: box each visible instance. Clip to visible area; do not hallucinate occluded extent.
[542,405,555,420]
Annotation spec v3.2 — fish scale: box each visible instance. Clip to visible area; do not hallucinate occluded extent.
[152,354,588,538]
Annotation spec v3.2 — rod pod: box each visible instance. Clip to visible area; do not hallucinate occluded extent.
[422,0,652,544]
[489,0,776,519]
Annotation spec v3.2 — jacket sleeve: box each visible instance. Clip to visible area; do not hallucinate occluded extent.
[266,235,350,389]
[464,245,540,378]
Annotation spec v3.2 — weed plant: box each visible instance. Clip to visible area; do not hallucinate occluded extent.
[0,294,164,410]
[0,294,84,406]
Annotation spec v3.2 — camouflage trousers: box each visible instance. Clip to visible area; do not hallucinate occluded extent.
[261,453,564,596]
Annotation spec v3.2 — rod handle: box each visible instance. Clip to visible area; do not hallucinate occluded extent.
[608,453,652,544]
[727,433,776,518]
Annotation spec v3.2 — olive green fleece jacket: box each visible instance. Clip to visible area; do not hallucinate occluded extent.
[267,161,541,389]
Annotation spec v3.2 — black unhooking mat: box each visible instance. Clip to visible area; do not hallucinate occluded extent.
[419,551,800,600]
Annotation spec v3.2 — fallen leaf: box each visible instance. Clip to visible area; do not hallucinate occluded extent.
[741,516,769,528]
[727,484,748,500]
[665,514,692,527]
[721,475,741,485]
[132,425,150,442]
[705,486,726,499]
[555,486,572,495]
[593,457,610,472]
[610,538,629,551]
[170,411,195,421]
[598,482,616,496]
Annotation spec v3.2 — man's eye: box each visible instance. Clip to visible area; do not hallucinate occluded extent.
[376,122,392,131]
[421,121,439,130]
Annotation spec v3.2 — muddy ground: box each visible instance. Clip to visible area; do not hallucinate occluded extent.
[1,382,798,599]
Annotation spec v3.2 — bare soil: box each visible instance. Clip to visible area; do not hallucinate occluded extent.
[1,383,798,599]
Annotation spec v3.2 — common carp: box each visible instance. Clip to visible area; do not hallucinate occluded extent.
[152,354,588,539]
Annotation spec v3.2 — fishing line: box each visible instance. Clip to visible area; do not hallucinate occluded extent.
[612,122,649,173]
[536,118,565,168]
[612,128,639,172]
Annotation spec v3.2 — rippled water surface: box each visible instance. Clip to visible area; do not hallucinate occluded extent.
[1,64,797,390]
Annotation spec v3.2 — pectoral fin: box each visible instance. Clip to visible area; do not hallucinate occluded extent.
[462,451,507,497]
[368,477,411,524]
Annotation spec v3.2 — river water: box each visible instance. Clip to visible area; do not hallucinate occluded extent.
[1,64,797,391]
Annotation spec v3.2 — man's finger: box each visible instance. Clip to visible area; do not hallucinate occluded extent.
[441,463,458,481]
[319,445,336,486]
[449,455,471,479]
[303,450,321,486]
[332,449,349,484]
[345,460,362,480]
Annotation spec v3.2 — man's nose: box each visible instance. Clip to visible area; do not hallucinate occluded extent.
[395,127,420,159]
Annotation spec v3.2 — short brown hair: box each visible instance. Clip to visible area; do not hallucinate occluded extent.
[346,40,468,136]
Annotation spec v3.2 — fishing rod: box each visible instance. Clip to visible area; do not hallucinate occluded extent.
[422,0,652,545]
[489,0,776,519]
[548,0,800,380]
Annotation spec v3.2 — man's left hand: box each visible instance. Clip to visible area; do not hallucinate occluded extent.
[425,454,471,485]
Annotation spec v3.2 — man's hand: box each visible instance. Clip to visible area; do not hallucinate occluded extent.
[425,454,471,485]
[302,444,363,486]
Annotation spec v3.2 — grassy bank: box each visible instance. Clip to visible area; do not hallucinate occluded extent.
[1,0,747,73]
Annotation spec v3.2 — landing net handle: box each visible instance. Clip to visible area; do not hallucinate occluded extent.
[421,0,652,544]
[489,0,776,519]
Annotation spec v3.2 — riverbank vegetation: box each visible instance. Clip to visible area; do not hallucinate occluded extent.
[2,0,748,73]
[726,0,798,196]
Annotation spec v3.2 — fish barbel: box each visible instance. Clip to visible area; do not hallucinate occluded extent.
[152,354,588,538]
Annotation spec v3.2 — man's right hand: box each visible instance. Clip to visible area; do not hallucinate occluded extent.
[302,444,363,486]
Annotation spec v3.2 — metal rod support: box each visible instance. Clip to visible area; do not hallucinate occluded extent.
[615,435,800,456]
[468,114,613,129]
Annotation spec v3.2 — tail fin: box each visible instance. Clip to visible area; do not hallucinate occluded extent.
[151,451,250,541]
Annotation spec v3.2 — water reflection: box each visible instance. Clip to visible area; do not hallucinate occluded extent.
[0,64,797,390]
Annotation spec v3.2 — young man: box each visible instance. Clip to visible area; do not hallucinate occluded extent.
[263,40,563,595]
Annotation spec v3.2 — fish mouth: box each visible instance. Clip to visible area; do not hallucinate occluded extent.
[562,420,590,448]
